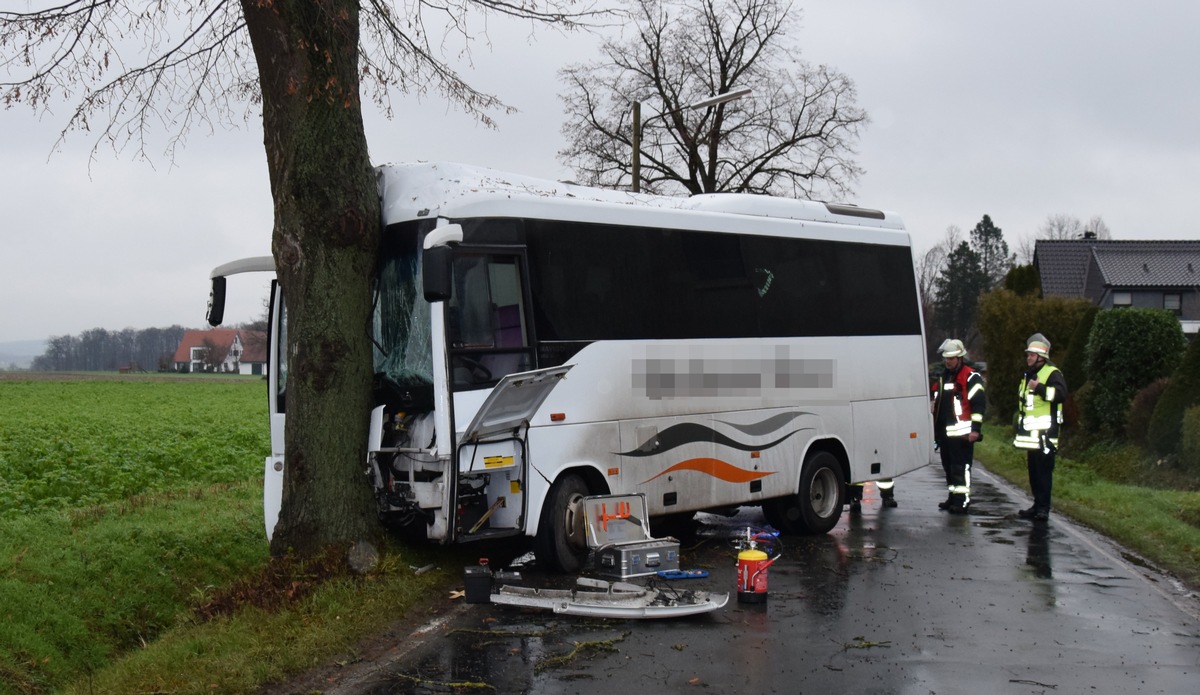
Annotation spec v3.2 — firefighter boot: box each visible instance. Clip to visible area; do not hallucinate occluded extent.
[947,494,969,515]
[847,485,863,512]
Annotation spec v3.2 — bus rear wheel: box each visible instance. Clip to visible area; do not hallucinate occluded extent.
[533,473,591,573]
[763,451,845,535]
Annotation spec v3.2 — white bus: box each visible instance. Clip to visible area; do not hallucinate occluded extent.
[208,162,932,572]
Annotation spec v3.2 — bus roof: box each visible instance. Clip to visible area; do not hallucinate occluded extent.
[377,162,910,246]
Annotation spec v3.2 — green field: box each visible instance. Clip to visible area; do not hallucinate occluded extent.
[0,377,268,516]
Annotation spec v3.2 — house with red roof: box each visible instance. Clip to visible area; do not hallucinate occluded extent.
[173,328,268,375]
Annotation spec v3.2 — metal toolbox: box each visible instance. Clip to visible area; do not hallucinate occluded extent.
[584,494,680,578]
[593,539,680,578]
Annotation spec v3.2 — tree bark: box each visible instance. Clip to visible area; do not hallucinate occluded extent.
[241,0,382,557]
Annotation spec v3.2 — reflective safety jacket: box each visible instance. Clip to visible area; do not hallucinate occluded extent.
[1014,362,1066,451]
[932,364,986,440]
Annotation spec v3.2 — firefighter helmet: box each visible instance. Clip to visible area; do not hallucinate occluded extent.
[939,339,966,358]
[1026,333,1051,357]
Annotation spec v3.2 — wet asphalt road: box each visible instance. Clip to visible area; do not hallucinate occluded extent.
[320,463,1199,694]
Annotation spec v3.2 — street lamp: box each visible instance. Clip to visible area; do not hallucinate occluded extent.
[631,87,752,193]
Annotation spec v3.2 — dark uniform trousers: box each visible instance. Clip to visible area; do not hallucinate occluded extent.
[1027,447,1055,513]
[939,436,973,505]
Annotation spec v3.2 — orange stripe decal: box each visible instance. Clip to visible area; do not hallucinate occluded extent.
[640,458,775,485]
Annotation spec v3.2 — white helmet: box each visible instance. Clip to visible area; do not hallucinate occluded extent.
[939,338,966,359]
[1026,333,1051,357]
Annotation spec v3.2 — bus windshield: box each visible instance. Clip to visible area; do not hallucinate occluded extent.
[373,223,435,408]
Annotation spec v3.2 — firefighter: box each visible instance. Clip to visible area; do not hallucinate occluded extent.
[1014,333,1068,522]
[930,339,985,514]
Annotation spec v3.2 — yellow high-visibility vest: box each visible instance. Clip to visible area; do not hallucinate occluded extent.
[1014,363,1063,450]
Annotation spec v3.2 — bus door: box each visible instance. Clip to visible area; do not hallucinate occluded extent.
[454,366,572,540]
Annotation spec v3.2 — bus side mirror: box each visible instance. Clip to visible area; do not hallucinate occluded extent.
[207,276,227,326]
[423,246,453,302]
[422,223,463,303]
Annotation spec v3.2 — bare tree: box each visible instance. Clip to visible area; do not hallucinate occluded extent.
[2,0,599,560]
[1037,212,1113,240]
[559,0,867,198]
[1015,212,1114,262]
[1083,215,1112,239]
[199,337,230,372]
[1014,235,1037,265]
[917,226,961,357]
[1039,213,1086,240]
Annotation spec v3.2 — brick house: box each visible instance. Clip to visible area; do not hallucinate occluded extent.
[1034,238,1200,335]
[173,328,268,375]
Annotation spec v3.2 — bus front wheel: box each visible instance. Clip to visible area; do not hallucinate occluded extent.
[764,451,845,535]
[533,473,591,573]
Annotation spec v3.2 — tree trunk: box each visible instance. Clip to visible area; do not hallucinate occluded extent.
[241,0,382,557]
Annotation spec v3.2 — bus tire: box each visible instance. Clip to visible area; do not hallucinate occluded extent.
[533,473,591,573]
[763,451,845,535]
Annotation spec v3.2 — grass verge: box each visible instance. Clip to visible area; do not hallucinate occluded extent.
[0,479,463,695]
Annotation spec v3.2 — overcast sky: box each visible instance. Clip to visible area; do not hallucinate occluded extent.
[3,0,1199,344]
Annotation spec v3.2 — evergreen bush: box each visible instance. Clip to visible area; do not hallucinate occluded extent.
[1146,336,1200,455]
[1073,381,1096,434]
[1060,305,1099,389]
[1127,378,1170,445]
[977,289,1092,424]
[1003,264,1041,297]
[1178,405,1200,474]
[1082,309,1186,437]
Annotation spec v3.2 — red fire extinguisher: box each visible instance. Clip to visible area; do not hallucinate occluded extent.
[736,527,780,603]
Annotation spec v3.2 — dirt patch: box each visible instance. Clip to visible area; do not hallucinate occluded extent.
[196,547,351,622]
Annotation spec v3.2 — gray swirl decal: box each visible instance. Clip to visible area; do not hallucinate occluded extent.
[617,422,811,458]
[714,411,814,437]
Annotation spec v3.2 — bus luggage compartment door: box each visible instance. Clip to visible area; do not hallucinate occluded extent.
[850,397,929,480]
[453,366,572,538]
[457,438,525,533]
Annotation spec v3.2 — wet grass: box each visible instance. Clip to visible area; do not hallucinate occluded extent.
[976,423,1200,590]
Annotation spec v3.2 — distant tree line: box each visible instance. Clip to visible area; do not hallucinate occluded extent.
[31,326,191,372]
